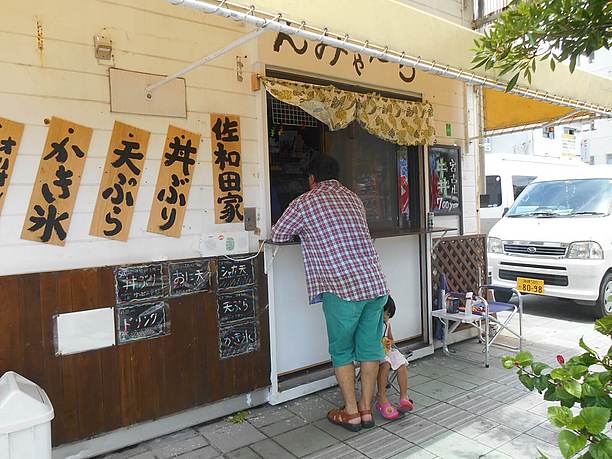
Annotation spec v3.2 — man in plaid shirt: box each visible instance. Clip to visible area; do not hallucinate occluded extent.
[272,154,388,432]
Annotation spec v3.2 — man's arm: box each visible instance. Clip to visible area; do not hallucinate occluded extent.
[271,198,303,242]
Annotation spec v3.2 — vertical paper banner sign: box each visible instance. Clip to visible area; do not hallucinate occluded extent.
[147,125,200,238]
[0,117,25,216]
[210,114,244,224]
[90,121,150,241]
[21,117,93,246]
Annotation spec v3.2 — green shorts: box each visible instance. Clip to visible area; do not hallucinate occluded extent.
[321,292,388,368]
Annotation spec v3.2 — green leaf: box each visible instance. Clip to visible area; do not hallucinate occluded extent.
[535,375,550,392]
[589,439,612,459]
[552,368,572,381]
[579,337,598,357]
[532,362,550,376]
[502,356,516,369]
[519,374,535,391]
[566,415,586,431]
[595,316,612,337]
[569,365,589,379]
[580,407,610,435]
[515,350,534,366]
[558,430,588,459]
[569,55,578,73]
[550,59,556,71]
[563,380,583,398]
[544,386,560,401]
[548,406,574,427]
[506,73,520,92]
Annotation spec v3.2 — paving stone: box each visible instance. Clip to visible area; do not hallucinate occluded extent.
[258,414,308,436]
[224,447,261,459]
[304,442,368,459]
[412,380,465,401]
[388,446,438,458]
[312,418,361,441]
[435,374,475,390]
[481,451,514,459]
[176,446,221,459]
[526,400,556,418]
[284,394,337,422]
[497,433,564,459]
[474,425,522,448]
[526,425,559,445]
[198,420,265,453]
[101,445,153,459]
[506,393,546,411]
[447,391,504,415]
[473,381,529,404]
[274,425,337,457]
[410,363,456,379]
[147,429,209,458]
[316,386,344,406]
[420,431,493,459]
[247,405,295,428]
[482,406,545,433]
[408,374,432,387]
[415,403,477,430]
[346,427,414,459]
[453,418,499,438]
[445,369,486,386]
[408,391,439,413]
[250,439,296,459]
[384,414,449,444]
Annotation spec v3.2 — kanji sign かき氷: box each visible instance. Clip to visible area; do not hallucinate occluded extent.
[211,114,243,224]
[148,126,200,237]
[0,117,25,216]
[21,117,93,246]
[90,121,150,241]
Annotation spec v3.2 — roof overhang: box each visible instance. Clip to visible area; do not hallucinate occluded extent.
[166,0,612,130]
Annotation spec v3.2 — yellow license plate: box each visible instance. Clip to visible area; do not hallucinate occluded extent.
[517,277,544,294]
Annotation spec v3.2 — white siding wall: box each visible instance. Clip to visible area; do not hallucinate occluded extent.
[0,0,264,276]
[399,0,473,27]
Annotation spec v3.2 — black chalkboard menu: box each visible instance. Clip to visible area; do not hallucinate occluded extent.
[116,301,169,344]
[169,260,211,298]
[115,263,165,304]
[217,288,256,325]
[219,320,259,360]
[217,258,255,290]
[429,145,462,216]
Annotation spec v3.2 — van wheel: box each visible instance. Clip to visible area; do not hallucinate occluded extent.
[595,273,612,319]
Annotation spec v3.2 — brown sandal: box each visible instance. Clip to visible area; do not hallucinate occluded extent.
[327,407,362,432]
[359,409,375,429]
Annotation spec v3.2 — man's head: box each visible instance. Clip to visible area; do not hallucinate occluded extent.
[307,154,340,189]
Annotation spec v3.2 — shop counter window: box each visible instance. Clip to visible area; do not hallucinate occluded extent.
[267,95,422,233]
[483,175,502,207]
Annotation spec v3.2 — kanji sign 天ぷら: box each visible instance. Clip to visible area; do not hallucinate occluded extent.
[0,117,25,216]
[21,117,93,246]
[91,121,150,241]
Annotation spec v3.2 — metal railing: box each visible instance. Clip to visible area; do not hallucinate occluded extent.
[474,0,515,28]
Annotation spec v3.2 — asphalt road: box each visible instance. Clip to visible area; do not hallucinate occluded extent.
[520,293,597,324]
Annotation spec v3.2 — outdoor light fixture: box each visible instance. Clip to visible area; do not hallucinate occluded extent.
[94,32,112,60]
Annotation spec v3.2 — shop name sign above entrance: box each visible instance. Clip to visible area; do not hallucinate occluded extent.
[272,32,416,84]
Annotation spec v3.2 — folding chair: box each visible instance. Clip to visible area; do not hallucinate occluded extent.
[354,348,413,394]
[477,285,524,353]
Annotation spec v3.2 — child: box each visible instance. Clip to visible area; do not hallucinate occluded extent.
[375,296,414,420]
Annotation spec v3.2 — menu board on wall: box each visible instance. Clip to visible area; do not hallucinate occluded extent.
[116,301,169,344]
[429,145,461,216]
[217,258,255,290]
[217,288,256,325]
[115,263,165,304]
[168,260,211,297]
[219,320,259,360]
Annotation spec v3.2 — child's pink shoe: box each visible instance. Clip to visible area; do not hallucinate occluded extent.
[375,401,401,420]
[398,398,414,413]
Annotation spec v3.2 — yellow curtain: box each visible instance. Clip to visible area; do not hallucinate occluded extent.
[262,77,436,145]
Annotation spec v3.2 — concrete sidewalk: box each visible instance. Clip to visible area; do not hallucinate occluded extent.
[100,300,606,459]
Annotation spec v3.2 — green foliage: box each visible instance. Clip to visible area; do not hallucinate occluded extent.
[502,317,612,458]
[225,410,251,424]
[472,0,612,91]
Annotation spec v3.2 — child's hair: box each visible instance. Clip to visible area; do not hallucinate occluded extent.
[384,296,396,318]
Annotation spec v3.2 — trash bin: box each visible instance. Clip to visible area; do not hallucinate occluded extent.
[0,371,54,459]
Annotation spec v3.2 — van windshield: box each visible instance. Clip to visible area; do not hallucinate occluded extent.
[507,178,612,217]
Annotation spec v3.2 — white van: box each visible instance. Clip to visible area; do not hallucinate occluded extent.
[487,166,612,317]
[480,154,588,233]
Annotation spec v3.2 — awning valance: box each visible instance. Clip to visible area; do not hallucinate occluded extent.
[165,0,612,131]
[262,77,436,145]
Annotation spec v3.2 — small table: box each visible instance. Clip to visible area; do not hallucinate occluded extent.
[431,308,490,367]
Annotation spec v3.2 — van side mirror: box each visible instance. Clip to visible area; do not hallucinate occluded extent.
[502,207,509,217]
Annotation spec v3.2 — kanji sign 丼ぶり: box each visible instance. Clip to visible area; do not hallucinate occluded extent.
[90,121,150,241]
[21,117,93,246]
[0,117,25,216]
[115,263,165,304]
[210,114,244,224]
[148,126,200,237]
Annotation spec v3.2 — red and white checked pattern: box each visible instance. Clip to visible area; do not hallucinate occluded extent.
[272,180,388,303]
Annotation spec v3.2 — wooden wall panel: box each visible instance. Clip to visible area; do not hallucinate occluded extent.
[0,255,270,446]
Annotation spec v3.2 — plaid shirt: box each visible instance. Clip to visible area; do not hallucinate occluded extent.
[272,180,388,303]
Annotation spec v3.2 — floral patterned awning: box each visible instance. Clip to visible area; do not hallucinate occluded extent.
[262,77,436,146]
